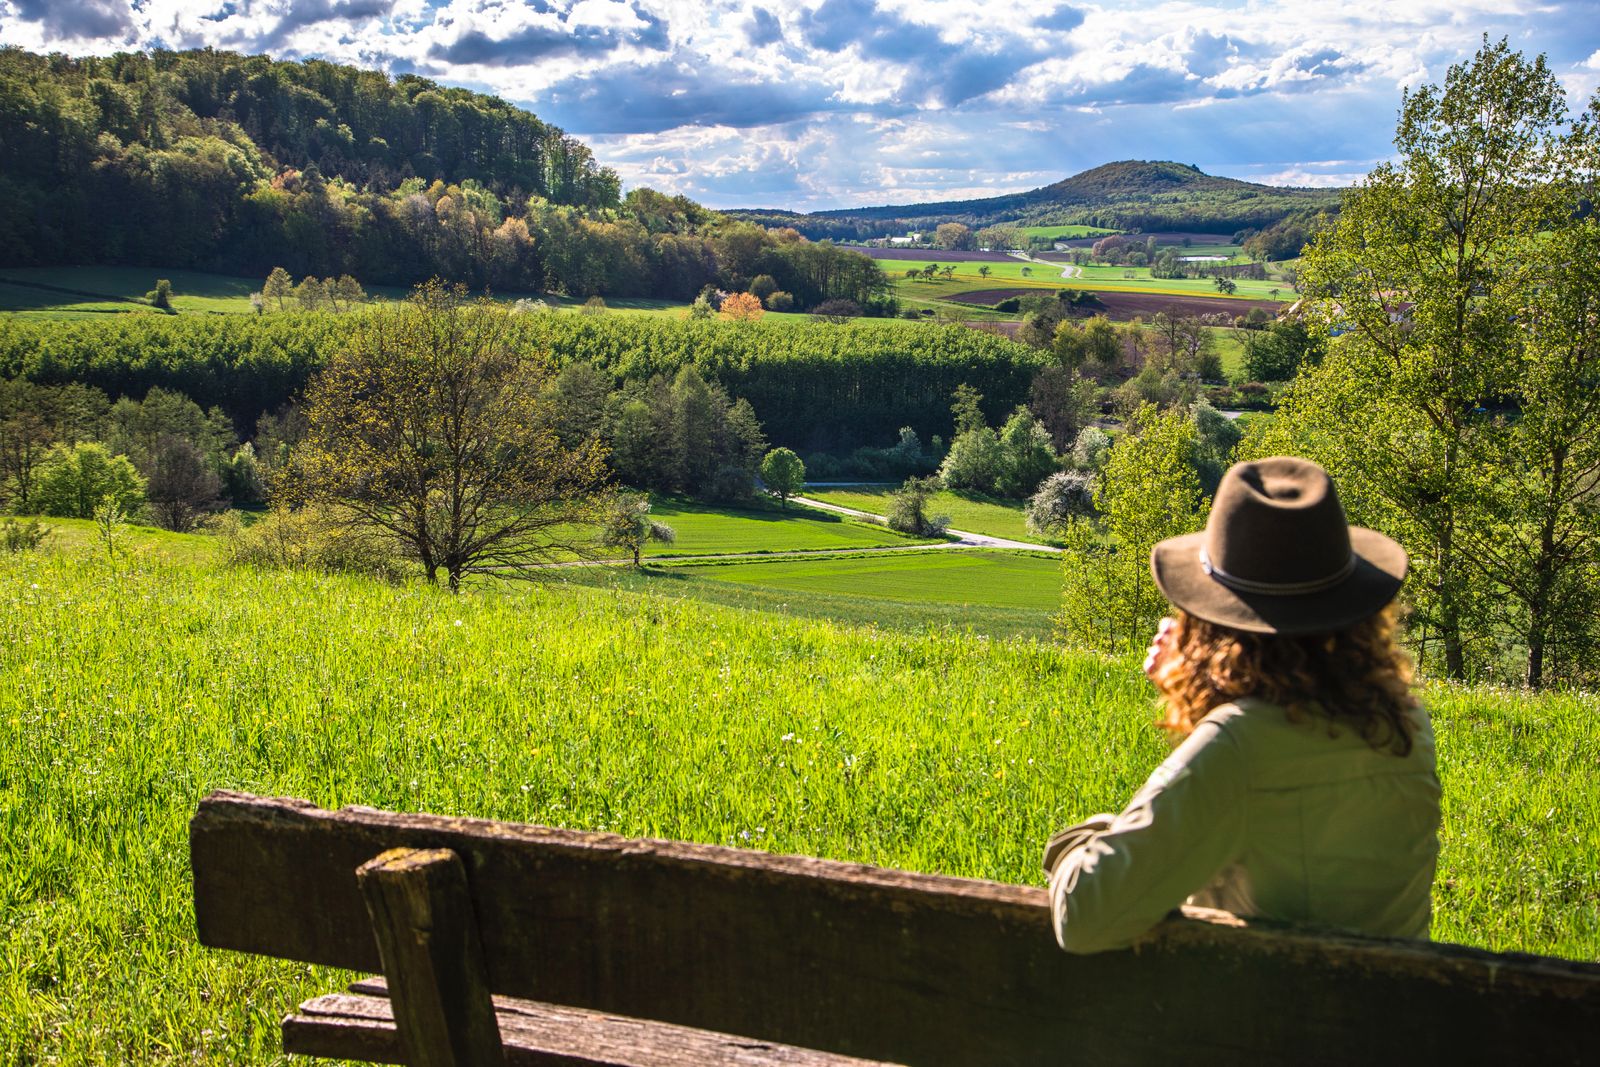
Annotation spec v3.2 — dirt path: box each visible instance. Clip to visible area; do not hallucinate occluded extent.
[790,495,1061,553]
[1008,252,1078,280]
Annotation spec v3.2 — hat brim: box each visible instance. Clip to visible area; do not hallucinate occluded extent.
[1149,527,1407,635]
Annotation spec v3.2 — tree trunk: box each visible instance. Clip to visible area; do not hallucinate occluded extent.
[633,545,641,568]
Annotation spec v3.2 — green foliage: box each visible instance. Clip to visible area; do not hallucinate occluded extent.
[1242,321,1324,382]
[213,505,405,582]
[598,492,677,566]
[1,517,50,553]
[30,442,144,519]
[759,448,805,507]
[1071,427,1113,472]
[1057,405,1206,653]
[1283,36,1599,686]
[886,476,950,537]
[0,314,1044,454]
[995,408,1059,498]
[146,279,174,312]
[939,426,1004,494]
[287,283,611,590]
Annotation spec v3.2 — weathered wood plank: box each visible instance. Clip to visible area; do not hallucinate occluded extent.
[193,791,1600,1066]
[284,988,905,1066]
[357,848,506,1067]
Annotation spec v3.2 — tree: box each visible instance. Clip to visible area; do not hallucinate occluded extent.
[811,298,861,322]
[331,274,366,310]
[1293,37,1570,680]
[1026,470,1095,538]
[760,447,805,509]
[933,222,974,250]
[31,442,145,519]
[599,492,675,566]
[978,265,990,279]
[939,425,1004,493]
[294,276,328,311]
[748,274,778,301]
[996,407,1058,498]
[886,475,948,536]
[1057,405,1206,653]
[719,292,764,321]
[144,434,223,532]
[285,282,611,590]
[263,267,293,310]
[147,278,174,312]
[765,290,794,312]
[1213,276,1236,295]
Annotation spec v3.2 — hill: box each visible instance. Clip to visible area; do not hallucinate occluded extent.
[730,161,1342,240]
[0,48,895,312]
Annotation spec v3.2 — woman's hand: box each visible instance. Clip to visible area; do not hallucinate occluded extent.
[1143,616,1179,682]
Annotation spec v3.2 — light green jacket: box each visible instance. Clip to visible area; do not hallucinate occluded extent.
[1046,698,1441,954]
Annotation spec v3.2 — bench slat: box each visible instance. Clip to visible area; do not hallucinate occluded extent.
[194,791,1600,1066]
[285,987,904,1066]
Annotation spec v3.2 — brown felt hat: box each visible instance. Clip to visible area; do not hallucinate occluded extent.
[1150,457,1407,635]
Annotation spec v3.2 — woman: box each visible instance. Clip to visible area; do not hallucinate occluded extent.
[1044,456,1441,954]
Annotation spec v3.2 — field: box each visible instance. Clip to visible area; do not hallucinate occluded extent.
[664,549,1061,610]
[1017,225,1121,240]
[641,495,931,555]
[0,266,804,323]
[806,485,1062,545]
[3,539,1598,1062]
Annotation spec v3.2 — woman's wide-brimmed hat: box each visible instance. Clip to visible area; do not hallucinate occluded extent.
[1149,456,1407,635]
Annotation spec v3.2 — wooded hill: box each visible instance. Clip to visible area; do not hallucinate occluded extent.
[0,48,888,310]
[732,161,1343,241]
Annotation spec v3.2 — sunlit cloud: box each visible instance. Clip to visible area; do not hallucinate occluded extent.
[1,0,1596,210]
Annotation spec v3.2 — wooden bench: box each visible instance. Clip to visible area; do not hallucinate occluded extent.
[190,790,1600,1066]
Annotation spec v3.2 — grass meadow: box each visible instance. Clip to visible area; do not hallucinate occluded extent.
[804,486,1055,545]
[643,495,931,555]
[2,540,1597,1064]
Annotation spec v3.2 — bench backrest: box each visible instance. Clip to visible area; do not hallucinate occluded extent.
[191,790,1600,1066]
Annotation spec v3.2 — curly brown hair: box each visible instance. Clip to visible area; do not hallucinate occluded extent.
[1149,604,1419,756]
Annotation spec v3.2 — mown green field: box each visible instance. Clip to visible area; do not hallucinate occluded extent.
[881,257,1293,309]
[644,495,930,555]
[665,549,1061,609]
[805,486,1055,545]
[2,542,1597,1063]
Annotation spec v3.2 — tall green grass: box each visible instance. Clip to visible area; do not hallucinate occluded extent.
[1,546,1596,1062]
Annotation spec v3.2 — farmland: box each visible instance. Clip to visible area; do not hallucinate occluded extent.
[805,485,1054,545]
[3,538,1598,1062]
[638,495,934,555]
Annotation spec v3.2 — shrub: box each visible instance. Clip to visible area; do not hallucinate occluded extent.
[146,279,174,312]
[31,443,145,519]
[886,476,949,537]
[145,435,224,532]
[939,427,1003,494]
[764,291,794,312]
[213,506,405,582]
[707,464,756,502]
[811,299,862,323]
[748,274,779,301]
[2,517,51,553]
[581,296,608,315]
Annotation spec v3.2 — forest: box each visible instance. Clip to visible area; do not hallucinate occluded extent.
[0,47,889,309]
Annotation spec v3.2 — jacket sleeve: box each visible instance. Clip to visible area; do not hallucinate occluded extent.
[1047,719,1248,954]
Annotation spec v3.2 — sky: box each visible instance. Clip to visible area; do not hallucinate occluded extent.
[3,0,1600,212]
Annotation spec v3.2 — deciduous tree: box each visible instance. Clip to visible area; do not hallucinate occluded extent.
[760,447,805,508]
[286,281,610,590]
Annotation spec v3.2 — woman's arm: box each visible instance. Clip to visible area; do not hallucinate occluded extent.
[1047,718,1248,954]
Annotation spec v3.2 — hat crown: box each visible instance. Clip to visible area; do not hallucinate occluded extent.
[1203,458,1353,592]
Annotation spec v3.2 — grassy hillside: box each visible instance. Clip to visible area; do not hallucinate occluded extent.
[2,541,1596,1063]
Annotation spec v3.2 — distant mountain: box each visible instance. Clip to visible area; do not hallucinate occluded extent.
[730,161,1343,241]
